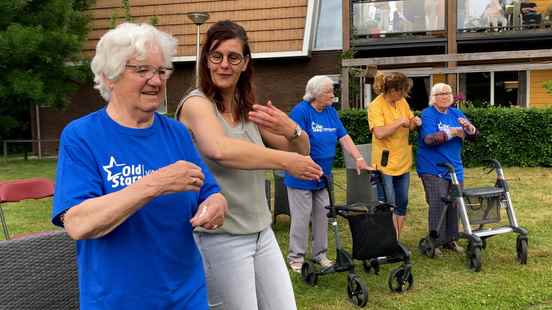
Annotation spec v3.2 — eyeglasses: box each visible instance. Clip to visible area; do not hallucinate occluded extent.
[125,64,174,80]
[433,92,452,96]
[208,51,244,65]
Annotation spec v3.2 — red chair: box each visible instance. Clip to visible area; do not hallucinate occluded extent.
[0,178,54,240]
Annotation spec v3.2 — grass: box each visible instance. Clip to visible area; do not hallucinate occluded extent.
[1,159,552,309]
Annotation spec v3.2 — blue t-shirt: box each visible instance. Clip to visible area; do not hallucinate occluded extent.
[416,106,469,182]
[52,108,220,310]
[284,100,347,190]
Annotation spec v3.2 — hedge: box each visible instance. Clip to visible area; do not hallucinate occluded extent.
[336,107,552,168]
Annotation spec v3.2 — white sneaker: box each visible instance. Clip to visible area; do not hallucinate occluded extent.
[314,256,334,268]
[289,261,303,273]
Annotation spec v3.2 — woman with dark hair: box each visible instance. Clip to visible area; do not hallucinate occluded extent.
[176,20,321,310]
[367,71,421,240]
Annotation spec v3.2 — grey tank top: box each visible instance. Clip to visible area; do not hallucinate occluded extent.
[177,89,272,234]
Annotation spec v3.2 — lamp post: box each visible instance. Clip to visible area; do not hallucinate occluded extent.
[187,12,209,88]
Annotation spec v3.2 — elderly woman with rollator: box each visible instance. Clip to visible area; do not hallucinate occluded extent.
[176,20,322,310]
[285,75,372,273]
[416,82,479,256]
[52,23,227,310]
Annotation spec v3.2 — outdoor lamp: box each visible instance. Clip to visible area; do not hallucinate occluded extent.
[187,12,209,88]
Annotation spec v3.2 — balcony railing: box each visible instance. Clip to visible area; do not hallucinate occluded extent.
[352,0,552,41]
[458,0,552,32]
[352,0,446,39]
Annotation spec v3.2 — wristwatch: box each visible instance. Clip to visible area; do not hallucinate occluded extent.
[288,125,303,141]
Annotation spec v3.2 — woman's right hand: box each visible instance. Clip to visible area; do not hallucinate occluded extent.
[284,153,323,181]
[147,160,205,195]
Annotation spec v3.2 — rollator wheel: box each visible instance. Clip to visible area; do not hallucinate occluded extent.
[468,246,482,272]
[418,238,434,258]
[481,238,487,250]
[362,259,379,275]
[387,267,414,293]
[516,237,528,265]
[301,261,318,286]
[362,260,372,273]
[347,274,368,307]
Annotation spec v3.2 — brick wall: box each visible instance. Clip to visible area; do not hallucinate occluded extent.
[36,51,341,147]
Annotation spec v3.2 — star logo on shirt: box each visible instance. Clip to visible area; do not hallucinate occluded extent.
[103,156,125,181]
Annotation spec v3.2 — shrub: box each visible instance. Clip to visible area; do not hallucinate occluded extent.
[337,107,552,168]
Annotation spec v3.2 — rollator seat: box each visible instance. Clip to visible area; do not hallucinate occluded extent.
[463,186,505,198]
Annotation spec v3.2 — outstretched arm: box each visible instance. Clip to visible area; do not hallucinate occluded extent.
[178,96,322,180]
[63,160,208,240]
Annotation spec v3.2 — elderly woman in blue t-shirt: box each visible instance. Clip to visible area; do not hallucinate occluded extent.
[416,83,479,257]
[51,23,227,309]
[285,75,372,272]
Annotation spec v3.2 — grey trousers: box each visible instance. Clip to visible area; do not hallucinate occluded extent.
[194,227,296,310]
[286,187,329,263]
[420,174,461,245]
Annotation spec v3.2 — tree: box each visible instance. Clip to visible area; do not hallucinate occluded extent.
[0,0,93,141]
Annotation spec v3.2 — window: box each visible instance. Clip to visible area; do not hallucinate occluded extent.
[314,0,343,50]
[458,71,527,107]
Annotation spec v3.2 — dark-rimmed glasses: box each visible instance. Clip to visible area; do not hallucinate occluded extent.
[125,64,174,80]
[208,51,244,65]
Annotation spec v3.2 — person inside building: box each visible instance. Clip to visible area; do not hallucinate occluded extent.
[416,82,479,256]
[176,20,323,310]
[51,22,228,309]
[285,75,373,273]
[368,71,421,240]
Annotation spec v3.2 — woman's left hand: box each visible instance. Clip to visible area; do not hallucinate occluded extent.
[458,117,476,134]
[249,101,296,139]
[410,116,422,127]
[190,193,228,230]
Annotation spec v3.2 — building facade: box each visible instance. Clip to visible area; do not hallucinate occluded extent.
[36,0,343,153]
[342,0,552,110]
[34,0,552,154]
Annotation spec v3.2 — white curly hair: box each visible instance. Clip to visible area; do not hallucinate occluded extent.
[90,22,177,101]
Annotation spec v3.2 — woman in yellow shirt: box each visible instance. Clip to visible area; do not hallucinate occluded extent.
[367,72,421,239]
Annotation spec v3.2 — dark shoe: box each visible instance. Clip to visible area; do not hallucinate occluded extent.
[444,241,464,254]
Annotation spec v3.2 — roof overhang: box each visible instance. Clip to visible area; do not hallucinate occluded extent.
[173,0,318,62]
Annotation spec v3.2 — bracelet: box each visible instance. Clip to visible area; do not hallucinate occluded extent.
[356,157,365,161]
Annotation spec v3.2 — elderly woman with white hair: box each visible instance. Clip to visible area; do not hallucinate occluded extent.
[416,82,479,257]
[51,23,227,309]
[285,75,371,272]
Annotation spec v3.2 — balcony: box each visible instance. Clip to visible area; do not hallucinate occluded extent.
[352,0,446,48]
[351,0,552,50]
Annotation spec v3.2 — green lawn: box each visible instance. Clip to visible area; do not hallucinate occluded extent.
[1,159,552,309]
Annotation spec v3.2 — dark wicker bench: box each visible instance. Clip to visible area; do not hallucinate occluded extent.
[0,231,79,309]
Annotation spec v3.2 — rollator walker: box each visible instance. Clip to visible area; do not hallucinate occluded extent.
[419,159,529,272]
[301,171,413,308]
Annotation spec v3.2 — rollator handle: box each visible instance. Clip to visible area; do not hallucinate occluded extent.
[320,175,336,218]
[437,162,455,173]
[483,159,502,174]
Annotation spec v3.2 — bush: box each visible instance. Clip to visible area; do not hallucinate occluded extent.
[337,107,552,168]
